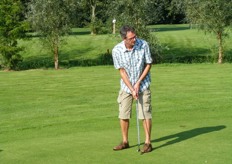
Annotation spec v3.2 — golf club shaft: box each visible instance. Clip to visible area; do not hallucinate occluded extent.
[136,100,140,151]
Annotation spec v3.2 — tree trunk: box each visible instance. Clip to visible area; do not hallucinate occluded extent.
[217,32,223,64]
[54,45,59,70]
[91,5,96,35]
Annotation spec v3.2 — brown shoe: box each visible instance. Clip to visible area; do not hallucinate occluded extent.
[141,143,152,154]
[113,142,129,151]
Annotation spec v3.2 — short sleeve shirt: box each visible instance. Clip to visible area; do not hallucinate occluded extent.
[112,38,153,94]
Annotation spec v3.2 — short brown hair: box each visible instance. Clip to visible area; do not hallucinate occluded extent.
[120,25,136,39]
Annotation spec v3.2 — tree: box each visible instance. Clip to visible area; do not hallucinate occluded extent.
[0,0,29,70]
[89,0,97,35]
[69,1,89,28]
[182,0,232,63]
[27,0,76,69]
[82,0,110,35]
[146,0,186,24]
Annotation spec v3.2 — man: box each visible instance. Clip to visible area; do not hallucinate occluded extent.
[112,25,153,153]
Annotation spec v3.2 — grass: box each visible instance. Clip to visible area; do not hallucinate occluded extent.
[0,64,232,163]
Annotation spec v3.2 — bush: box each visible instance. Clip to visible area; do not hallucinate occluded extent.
[0,46,23,70]
[90,19,111,35]
[62,51,113,67]
[18,56,53,70]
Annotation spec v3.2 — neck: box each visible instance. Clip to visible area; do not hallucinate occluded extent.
[125,43,133,50]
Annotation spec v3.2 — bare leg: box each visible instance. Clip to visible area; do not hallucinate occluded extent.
[120,119,129,143]
[143,119,152,144]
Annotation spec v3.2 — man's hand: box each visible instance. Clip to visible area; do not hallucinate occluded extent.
[133,80,141,100]
[131,90,138,100]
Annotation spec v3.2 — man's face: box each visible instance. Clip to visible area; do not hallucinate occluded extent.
[124,31,136,48]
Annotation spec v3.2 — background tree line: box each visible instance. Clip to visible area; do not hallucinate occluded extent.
[0,0,231,70]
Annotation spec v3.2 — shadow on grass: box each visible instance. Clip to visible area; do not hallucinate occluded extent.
[155,45,232,63]
[18,56,54,70]
[26,29,91,38]
[152,125,226,150]
[69,31,91,36]
[18,51,113,70]
[224,49,232,62]
[155,47,214,64]
[0,149,3,152]
[149,26,190,32]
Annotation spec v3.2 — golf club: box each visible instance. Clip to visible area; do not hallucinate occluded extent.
[135,99,140,152]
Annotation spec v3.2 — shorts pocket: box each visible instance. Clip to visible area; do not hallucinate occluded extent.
[117,90,123,104]
[143,89,151,109]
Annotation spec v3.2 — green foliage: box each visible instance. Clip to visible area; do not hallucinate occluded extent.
[0,0,28,70]
[145,0,186,24]
[108,0,149,30]
[0,45,23,70]
[82,0,111,34]
[90,18,110,34]
[27,0,76,36]
[184,0,232,30]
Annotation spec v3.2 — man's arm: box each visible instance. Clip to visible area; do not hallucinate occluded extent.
[133,64,152,96]
[119,68,137,99]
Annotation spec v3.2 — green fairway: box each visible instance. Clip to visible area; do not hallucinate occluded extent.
[0,64,231,163]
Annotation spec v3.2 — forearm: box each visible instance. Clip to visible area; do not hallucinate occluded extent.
[119,68,134,92]
[133,64,151,94]
[137,64,152,83]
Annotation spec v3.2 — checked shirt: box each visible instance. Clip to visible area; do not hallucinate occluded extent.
[112,38,153,94]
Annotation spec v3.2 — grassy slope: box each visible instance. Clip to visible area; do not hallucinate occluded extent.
[18,25,232,68]
[0,64,231,163]
[18,30,121,68]
[152,24,232,60]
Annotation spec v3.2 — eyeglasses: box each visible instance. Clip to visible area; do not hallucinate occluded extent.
[126,35,136,41]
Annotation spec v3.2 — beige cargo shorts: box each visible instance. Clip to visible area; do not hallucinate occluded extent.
[117,88,152,120]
